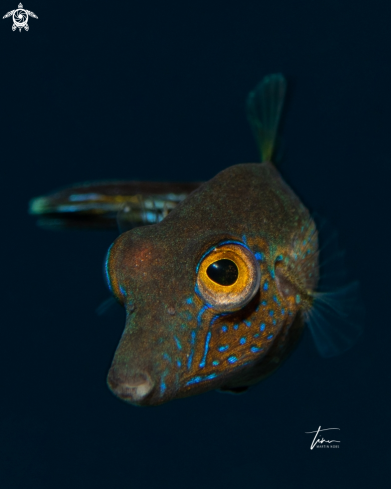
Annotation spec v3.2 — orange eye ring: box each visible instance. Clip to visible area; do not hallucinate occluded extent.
[196,241,260,311]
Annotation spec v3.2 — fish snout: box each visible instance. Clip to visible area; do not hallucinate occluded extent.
[107,367,154,404]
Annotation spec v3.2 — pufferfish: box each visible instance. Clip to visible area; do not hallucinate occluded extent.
[29,74,363,406]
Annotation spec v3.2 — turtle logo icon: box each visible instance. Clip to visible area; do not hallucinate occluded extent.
[3,3,38,32]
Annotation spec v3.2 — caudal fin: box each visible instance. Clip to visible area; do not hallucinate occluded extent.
[246,73,287,163]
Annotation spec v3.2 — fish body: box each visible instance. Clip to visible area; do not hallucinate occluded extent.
[105,161,319,405]
[30,74,363,406]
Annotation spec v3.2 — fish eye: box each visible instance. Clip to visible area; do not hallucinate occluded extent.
[196,241,260,311]
[206,259,239,286]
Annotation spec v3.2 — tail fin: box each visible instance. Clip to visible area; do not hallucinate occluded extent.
[246,73,287,163]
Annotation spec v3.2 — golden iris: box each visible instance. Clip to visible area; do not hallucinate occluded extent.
[196,242,260,311]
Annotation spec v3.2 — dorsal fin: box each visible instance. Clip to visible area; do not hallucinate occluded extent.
[246,73,287,163]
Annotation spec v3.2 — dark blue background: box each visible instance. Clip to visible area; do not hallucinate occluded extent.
[0,1,387,487]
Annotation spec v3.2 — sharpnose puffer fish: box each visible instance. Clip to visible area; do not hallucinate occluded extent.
[30,74,363,406]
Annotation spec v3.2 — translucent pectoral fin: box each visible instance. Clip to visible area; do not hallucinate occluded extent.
[305,282,365,358]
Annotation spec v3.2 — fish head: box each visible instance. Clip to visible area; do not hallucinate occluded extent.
[105,164,318,406]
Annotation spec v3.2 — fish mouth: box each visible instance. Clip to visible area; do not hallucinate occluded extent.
[107,369,155,404]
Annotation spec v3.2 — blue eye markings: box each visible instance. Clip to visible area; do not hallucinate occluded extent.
[250,346,263,353]
[260,323,266,331]
[240,337,247,345]
[221,325,228,333]
[255,252,264,261]
[227,355,238,364]
[218,345,229,352]
[196,240,253,274]
[263,281,269,291]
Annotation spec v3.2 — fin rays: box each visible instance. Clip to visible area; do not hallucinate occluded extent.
[246,73,287,163]
[305,283,364,357]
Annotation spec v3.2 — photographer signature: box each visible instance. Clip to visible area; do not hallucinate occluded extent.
[305,427,340,450]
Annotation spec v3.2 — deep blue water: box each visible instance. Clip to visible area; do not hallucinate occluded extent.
[0,1,389,487]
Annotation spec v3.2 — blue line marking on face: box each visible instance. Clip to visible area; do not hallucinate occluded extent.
[218,345,229,352]
[174,336,182,350]
[227,355,238,364]
[270,269,275,279]
[186,297,193,304]
[263,281,269,291]
[186,376,201,385]
[267,334,274,340]
[199,331,212,368]
[242,235,248,245]
[160,370,169,394]
[269,310,274,316]
[177,359,182,367]
[276,254,283,261]
[260,323,266,331]
[272,319,276,325]
[281,308,285,315]
[255,252,263,261]
[119,285,126,297]
[185,372,218,386]
[240,337,247,345]
[243,320,251,327]
[104,243,114,293]
[250,346,263,353]
[184,311,193,321]
[197,305,210,327]
[234,324,239,330]
[187,330,197,370]
[261,300,267,306]
[221,325,228,332]
[253,333,260,338]
[212,360,220,366]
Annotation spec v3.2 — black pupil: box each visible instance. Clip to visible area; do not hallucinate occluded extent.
[206,259,239,286]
